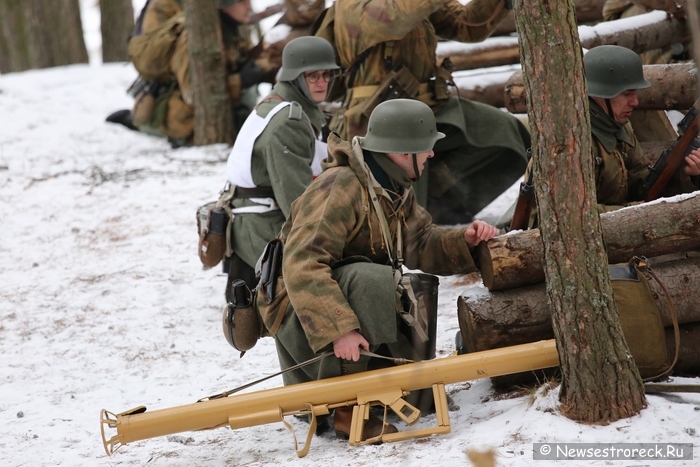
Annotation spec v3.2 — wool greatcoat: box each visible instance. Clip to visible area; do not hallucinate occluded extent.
[314,0,531,224]
[265,133,478,386]
[229,81,324,271]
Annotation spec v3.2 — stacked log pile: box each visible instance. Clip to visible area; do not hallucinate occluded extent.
[458,194,700,377]
[446,7,695,112]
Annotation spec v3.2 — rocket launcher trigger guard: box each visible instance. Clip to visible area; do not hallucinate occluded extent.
[349,384,451,446]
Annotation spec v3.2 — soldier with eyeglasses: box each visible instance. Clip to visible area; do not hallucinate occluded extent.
[221,36,340,301]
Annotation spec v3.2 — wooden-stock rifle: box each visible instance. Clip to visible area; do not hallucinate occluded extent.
[509,170,535,231]
[642,100,700,202]
[100,340,558,458]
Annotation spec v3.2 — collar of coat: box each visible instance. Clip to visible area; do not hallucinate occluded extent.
[589,97,633,152]
[263,81,325,135]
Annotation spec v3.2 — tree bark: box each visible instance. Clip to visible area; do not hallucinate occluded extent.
[459,252,700,353]
[478,193,700,291]
[514,0,645,423]
[665,321,700,376]
[689,0,700,101]
[181,0,234,146]
[491,0,606,36]
[504,62,697,114]
[100,0,134,63]
[438,10,688,71]
[0,0,88,72]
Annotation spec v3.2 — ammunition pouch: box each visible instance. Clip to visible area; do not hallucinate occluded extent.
[431,58,454,108]
[610,257,679,381]
[360,65,421,119]
[196,184,236,270]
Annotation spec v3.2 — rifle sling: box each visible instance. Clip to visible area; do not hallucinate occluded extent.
[198,350,413,402]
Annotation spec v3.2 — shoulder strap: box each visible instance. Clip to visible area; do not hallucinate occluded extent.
[288,101,303,121]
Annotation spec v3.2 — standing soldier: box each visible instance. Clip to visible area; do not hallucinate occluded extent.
[315,0,532,224]
[257,99,498,441]
[222,36,340,300]
[107,0,273,147]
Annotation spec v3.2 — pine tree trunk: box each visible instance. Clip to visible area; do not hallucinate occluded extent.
[513,0,646,423]
[181,0,234,146]
[100,0,134,63]
[0,0,88,72]
[492,0,605,36]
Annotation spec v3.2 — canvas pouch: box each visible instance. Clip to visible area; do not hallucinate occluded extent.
[610,257,679,380]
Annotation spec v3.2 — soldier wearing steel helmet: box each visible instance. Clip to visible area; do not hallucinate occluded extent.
[498,45,700,230]
[222,36,340,299]
[107,0,273,146]
[260,99,497,440]
[314,0,531,224]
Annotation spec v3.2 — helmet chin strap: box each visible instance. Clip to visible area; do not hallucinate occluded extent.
[411,153,420,181]
[605,98,615,120]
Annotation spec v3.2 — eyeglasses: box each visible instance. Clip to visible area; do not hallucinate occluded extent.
[304,71,335,83]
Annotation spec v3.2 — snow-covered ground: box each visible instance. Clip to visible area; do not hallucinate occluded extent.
[0,1,698,466]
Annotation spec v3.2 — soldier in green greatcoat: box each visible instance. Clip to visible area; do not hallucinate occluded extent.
[314,0,531,224]
[223,36,340,299]
[258,99,498,440]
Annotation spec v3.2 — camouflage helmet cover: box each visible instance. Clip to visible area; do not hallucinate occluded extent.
[278,36,340,81]
[360,99,446,154]
[584,45,651,98]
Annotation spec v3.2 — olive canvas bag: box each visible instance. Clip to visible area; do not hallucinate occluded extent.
[609,257,680,381]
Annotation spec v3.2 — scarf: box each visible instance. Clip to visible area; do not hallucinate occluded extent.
[589,97,632,152]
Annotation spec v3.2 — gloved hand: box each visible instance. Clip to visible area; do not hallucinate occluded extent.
[239,60,264,89]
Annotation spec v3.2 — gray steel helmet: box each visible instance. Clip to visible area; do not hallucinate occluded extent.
[277,36,340,82]
[584,45,651,98]
[360,99,445,153]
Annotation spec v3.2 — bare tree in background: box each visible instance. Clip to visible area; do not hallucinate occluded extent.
[513,0,646,422]
[100,0,134,63]
[181,0,234,146]
[0,0,88,73]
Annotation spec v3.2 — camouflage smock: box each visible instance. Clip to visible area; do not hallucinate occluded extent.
[276,133,477,353]
[231,81,324,269]
[320,0,510,140]
[498,101,698,229]
[590,101,697,212]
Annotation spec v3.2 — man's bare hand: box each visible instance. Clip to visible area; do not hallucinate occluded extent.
[464,220,497,247]
[684,148,700,176]
[333,330,369,361]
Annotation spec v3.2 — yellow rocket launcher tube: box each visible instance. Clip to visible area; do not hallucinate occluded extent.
[101,339,559,455]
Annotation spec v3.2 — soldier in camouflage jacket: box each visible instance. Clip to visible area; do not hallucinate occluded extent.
[124,0,269,145]
[314,0,531,224]
[264,100,496,401]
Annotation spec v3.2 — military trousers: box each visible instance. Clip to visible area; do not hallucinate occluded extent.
[273,262,397,386]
